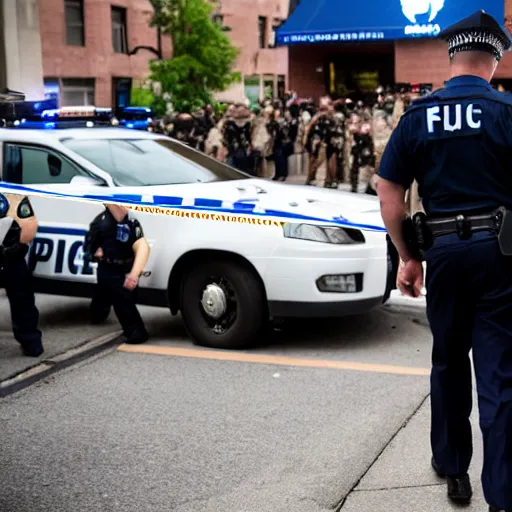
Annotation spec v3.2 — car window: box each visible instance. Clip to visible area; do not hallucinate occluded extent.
[3,144,89,185]
[61,137,250,186]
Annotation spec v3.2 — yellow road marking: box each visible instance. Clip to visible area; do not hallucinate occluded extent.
[117,345,430,377]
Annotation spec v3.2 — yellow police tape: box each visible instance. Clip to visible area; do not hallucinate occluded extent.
[126,205,285,227]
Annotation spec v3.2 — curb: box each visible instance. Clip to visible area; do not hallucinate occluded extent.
[0,330,123,398]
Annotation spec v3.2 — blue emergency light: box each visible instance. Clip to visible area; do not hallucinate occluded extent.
[0,98,153,131]
[115,106,153,130]
[0,100,115,129]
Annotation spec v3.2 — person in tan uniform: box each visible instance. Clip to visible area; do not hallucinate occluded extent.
[0,193,43,357]
[304,97,337,186]
[250,106,272,177]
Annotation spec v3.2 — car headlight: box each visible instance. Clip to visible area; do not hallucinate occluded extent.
[283,223,364,244]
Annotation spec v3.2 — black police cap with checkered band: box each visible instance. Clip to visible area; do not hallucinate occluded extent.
[439,10,512,61]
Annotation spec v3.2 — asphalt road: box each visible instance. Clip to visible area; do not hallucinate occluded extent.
[0,295,432,512]
[0,291,120,381]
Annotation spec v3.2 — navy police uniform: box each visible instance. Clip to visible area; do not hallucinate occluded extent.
[379,11,512,511]
[0,193,43,357]
[84,207,148,344]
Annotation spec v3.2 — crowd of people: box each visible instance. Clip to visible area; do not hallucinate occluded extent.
[147,86,425,196]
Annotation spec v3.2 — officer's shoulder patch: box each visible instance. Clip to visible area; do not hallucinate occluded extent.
[17,197,34,219]
[0,193,9,219]
[131,219,144,239]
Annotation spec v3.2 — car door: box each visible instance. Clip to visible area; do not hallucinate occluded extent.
[2,142,106,290]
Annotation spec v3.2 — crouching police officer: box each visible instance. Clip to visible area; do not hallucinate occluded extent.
[377,11,512,512]
[0,193,43,357]
[84,204,150,344]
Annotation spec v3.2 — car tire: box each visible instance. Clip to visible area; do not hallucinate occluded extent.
[180,260,265,350]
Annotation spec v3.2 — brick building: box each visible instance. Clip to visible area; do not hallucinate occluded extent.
[279,0,512,100]
[212,0,289,103]
[40,0,172,108]
[36,0,289,108]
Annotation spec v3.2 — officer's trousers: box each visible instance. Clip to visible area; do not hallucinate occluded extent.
[426,232,512,510]
[272,146,289,181]
[0,259,42,350]
[90,263,148,342]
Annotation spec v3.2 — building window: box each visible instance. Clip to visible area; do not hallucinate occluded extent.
[61,78,95,106]
[212,14,224,26]
[258,16,267,48]
[65,0,85,46]
[112,7,128,54]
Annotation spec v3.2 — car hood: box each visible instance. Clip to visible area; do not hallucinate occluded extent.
[129,179,386,231]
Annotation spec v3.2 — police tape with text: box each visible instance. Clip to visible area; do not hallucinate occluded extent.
[126,205,285,227]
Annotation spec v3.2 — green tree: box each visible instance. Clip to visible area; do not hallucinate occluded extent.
[149,0,239,114]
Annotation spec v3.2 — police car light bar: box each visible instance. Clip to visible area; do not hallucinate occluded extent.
[3,104,115,129]
[0,99,152,131]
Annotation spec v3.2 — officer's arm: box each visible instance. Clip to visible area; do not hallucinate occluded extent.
[130,238,150,277]
[128,220,150,278]
[376,118,416,263]
[83,219,102,261]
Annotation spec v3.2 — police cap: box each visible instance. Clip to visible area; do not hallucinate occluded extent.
[439,10,512,61]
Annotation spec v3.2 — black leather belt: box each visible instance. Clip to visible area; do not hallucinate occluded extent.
[426,211,502,239]
[103,258,133,266]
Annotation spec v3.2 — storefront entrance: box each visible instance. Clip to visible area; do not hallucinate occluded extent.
[326,46,395,100]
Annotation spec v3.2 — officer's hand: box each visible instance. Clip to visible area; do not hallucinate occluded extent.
[397,259,424,298]
[95,248,104,260]
[124,273,139,291]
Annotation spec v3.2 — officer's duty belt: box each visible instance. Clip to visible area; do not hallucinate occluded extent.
[426,211,502,239]
[104,258,134,267]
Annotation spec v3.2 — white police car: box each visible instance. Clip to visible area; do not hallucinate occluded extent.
[0,127,395,349]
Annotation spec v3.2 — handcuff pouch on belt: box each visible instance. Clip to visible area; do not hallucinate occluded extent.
[495,206,512,255]
[402,214,425,261]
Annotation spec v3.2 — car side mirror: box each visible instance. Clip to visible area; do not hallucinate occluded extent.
[70,175,104,187]
[48,154,62,177]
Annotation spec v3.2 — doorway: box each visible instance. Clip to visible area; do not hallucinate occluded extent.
[326,47,395,100]
[112,77,132,114]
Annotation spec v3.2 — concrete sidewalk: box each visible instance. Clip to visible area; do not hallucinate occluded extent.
[0,292,122,392]
[342,394,487,511]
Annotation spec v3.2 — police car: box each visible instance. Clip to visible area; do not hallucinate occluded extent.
[0,125,396,349]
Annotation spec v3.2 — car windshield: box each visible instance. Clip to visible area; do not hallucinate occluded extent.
[60,137,250,186]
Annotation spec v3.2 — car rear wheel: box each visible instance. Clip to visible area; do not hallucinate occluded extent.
[180,260,265,349]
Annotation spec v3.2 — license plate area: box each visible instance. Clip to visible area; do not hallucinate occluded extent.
[316,273,363,293]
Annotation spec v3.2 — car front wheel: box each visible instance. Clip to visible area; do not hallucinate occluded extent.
[180,260,265,349]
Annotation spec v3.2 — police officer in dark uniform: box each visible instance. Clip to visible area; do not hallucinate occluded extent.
[0,193,43,357]
[377,11,512,512]
[84,204,150,345]
[222,104,253,173]
[351,120,375,193]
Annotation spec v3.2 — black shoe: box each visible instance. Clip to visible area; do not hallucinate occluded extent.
[124,332,149,345]
[431,457,472,504]
[21,343,44,357]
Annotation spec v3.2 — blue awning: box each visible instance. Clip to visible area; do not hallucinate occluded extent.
[276,0,505,45]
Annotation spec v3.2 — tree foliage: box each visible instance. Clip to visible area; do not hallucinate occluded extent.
[149,0,239,113]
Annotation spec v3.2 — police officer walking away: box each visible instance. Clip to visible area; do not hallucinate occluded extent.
[0,193,43,357]
[377,11,512,512]
[84,204,150,345]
